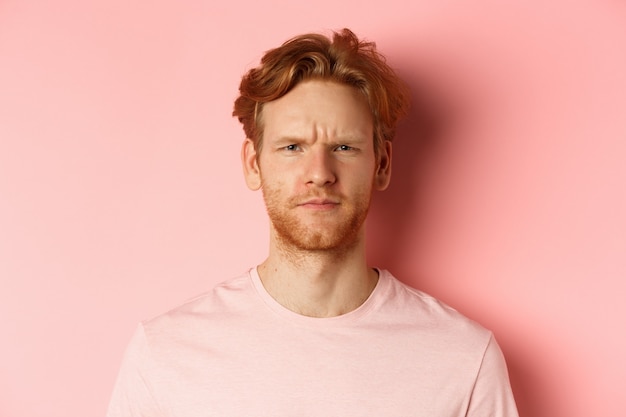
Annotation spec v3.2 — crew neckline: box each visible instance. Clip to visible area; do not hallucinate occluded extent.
[249,266,390,327]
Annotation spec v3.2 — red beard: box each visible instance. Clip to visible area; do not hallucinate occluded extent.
[262,185,371,253]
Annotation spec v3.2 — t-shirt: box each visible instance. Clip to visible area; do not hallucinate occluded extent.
[106,268,519,417]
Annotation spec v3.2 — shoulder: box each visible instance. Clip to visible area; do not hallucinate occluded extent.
[140,270,256,341]
[377,270,493,349]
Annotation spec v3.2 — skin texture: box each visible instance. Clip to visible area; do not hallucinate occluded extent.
[242,79,392,317]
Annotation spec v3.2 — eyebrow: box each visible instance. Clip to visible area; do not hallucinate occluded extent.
[272,134,370,144]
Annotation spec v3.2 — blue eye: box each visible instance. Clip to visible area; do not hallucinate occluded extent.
[337,145,353,151]
[284,144,299,151]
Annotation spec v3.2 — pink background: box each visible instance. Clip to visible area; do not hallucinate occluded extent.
[1,1,625,416]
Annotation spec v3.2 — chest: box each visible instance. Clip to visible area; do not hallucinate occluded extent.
[150,326,476,417]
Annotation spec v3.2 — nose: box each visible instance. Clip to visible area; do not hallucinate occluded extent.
[305,148,336,187]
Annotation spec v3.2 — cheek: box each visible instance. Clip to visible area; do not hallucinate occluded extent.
[260,168,287,188]
[351,163,377,185]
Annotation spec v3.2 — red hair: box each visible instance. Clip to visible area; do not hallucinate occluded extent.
[233,28,410,154]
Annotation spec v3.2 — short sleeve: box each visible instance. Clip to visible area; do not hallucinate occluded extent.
[106,324,164,417]
[466,334,519,417]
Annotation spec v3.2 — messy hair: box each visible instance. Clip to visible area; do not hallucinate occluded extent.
[232,28,410,154]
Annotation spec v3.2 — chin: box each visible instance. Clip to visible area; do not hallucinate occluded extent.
[276,224,364,253]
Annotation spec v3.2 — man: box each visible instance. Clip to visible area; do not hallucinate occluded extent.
[107,29,518,416]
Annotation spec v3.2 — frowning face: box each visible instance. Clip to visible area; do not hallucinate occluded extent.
[242,79,391,253]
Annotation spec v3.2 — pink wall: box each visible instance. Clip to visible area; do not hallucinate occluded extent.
[1,1,624,416]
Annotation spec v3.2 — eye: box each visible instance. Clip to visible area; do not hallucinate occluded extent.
[336,144,354,151]
[283,144,300,151]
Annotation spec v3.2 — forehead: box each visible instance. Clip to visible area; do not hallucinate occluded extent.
[261,79,373,141]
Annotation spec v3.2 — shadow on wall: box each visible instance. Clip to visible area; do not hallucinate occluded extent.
[365,65,535,417]
[366,68,450,274]
[505,351,551,417]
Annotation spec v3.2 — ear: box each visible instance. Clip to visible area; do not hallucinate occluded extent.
[374,140,392,191]
[241,138,262,190]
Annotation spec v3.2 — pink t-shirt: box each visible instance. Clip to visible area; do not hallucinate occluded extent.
[106,269,518,416]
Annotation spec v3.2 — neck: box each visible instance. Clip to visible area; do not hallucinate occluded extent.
[258,230,378,318]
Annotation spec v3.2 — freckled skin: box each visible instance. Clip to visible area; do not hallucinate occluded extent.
[251,80,380,253]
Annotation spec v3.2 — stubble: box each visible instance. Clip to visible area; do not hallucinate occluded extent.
[262,184,371,256]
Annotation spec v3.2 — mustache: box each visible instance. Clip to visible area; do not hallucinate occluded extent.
[290,191,343,206]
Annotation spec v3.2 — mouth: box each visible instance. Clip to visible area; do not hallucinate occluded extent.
[297,198,340,210]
